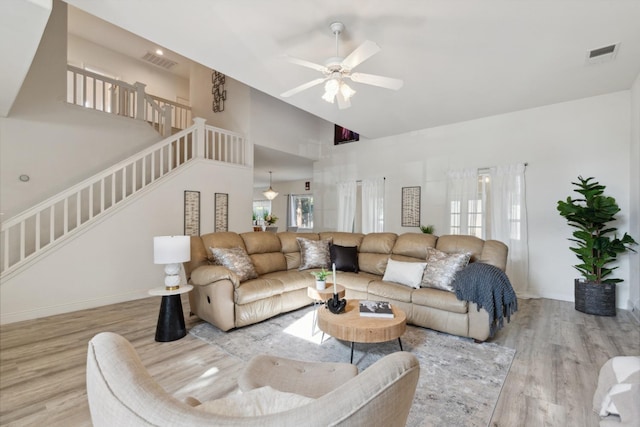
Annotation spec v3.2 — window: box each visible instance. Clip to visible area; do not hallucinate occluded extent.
[252,200,271,226]
[449,172,490,238]
[288,195,313,230]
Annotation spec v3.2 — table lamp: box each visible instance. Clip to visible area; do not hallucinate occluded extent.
[153,236,191,291]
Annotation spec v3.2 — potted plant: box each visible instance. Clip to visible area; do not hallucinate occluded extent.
[557,176,637,316]
[264,212,278,225]
[419,224,435,234]
[310,268,329,290]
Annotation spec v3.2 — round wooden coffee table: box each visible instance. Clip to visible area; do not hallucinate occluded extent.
[317,299,407,363]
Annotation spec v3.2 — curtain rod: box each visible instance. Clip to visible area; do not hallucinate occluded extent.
[356,177,386,183]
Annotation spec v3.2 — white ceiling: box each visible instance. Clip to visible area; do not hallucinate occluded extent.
[63,0,640,141]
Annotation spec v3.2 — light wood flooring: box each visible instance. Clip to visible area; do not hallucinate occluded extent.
[0,296,638,426]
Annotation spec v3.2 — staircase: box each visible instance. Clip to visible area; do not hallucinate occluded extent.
[0,118,249,280]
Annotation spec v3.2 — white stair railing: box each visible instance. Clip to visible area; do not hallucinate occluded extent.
[0,119,249,278]
[66,65,191,133]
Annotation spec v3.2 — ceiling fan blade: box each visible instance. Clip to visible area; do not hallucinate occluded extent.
[336,91,351,110]
[349,72,404,90]
[341,40,380,70]
[280,77,327,98]
[283,55,327,73]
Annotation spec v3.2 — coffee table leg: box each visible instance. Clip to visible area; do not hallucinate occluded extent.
[398,337,403,351]
[350,342,355,364]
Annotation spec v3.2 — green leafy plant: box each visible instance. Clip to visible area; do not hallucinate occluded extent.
[557,176,637,284]
[419,224,435,234]
[310,268,329,281]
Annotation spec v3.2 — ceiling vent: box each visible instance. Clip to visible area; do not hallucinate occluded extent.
[585,43,619,64]
[141,52,177,70]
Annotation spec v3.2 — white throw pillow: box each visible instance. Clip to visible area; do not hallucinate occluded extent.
[197,386,314,416]
[382,259,427,289]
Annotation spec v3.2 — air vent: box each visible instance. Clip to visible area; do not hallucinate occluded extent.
[586,43,619,64]
[141,52,177,70]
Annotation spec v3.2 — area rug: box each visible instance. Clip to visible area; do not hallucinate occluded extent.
[190,305,515,427]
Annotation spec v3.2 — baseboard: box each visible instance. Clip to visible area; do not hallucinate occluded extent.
[0,290,150,325]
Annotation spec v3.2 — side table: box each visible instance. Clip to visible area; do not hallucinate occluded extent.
[148,285,193,342]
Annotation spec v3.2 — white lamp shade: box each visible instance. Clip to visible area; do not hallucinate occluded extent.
[153,236,191,264]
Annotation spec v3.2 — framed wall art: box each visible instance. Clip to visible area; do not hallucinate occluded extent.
[184,190,200,236]
[401,186,421,227]
[215,193,228,232]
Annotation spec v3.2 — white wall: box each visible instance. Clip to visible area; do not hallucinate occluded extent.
[249,89,332,161]
[315,91,634,308]
[67,34,190,103]
[189,62,250,135]
[0,0,162,219]
[629,73,640,315]
[0,159,253,324]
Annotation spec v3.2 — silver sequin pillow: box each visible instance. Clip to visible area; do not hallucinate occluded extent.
[421,247,471,291]
[209,247,258,282]
[297,237,332,270]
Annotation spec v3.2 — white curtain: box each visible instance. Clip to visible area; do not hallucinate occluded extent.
[489,163,529,295]
[336,181,357,232]
[361,178,385,233]
[446,169,479,235]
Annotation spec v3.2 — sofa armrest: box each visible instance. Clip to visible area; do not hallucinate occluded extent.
[190,265,240,288]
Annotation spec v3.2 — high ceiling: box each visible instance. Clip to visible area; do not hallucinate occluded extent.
[63,0,640,141]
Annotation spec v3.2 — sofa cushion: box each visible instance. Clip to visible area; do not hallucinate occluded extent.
[412,287,468,313]
[368,280,413,303]
[421,247,471,291]
[210,247,258,282]
[319,232,364,248]
[297,237,332,270]
[335,271,379,294]
[392,233,437,260]
[235,278,284,304]
[250,252,288,276]
[382,259,426,289]
[203,232,247,259]
[330,244,359,273]
[435,235,484,264]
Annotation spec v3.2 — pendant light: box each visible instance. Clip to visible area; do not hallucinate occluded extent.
[263,171,279,200]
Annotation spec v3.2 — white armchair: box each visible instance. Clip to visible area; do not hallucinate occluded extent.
[86,332,420,427]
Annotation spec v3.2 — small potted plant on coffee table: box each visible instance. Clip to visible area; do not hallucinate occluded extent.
[557,176,637,316]
[310,268,330,290]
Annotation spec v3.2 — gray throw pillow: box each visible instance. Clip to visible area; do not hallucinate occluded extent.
[421,247,471,291]
[209,247,258,282]
[297,238,332,270]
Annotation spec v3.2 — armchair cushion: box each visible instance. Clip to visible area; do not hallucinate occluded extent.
[197,386,314,417]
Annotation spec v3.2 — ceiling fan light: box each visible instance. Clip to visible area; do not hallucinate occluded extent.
[322,79,339,103]
[340,82,356,100]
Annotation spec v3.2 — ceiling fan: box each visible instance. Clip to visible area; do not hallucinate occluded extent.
[280,22,403,109]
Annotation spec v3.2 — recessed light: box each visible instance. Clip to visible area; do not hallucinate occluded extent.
[19,174,30,182]
[155,49,164,56]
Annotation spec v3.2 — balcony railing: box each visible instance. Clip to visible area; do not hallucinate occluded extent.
[66,65,192,135]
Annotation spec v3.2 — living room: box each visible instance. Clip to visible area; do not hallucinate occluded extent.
[1,1,639,426]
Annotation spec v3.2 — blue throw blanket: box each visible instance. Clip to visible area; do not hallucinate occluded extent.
[454,262,518,338]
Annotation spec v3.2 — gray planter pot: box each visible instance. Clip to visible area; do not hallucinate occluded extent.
[574,279,616,316]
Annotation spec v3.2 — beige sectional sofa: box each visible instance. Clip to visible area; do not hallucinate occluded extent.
[184,231,509,342]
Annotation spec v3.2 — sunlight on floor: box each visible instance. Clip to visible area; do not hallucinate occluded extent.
[282,309,326,345]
